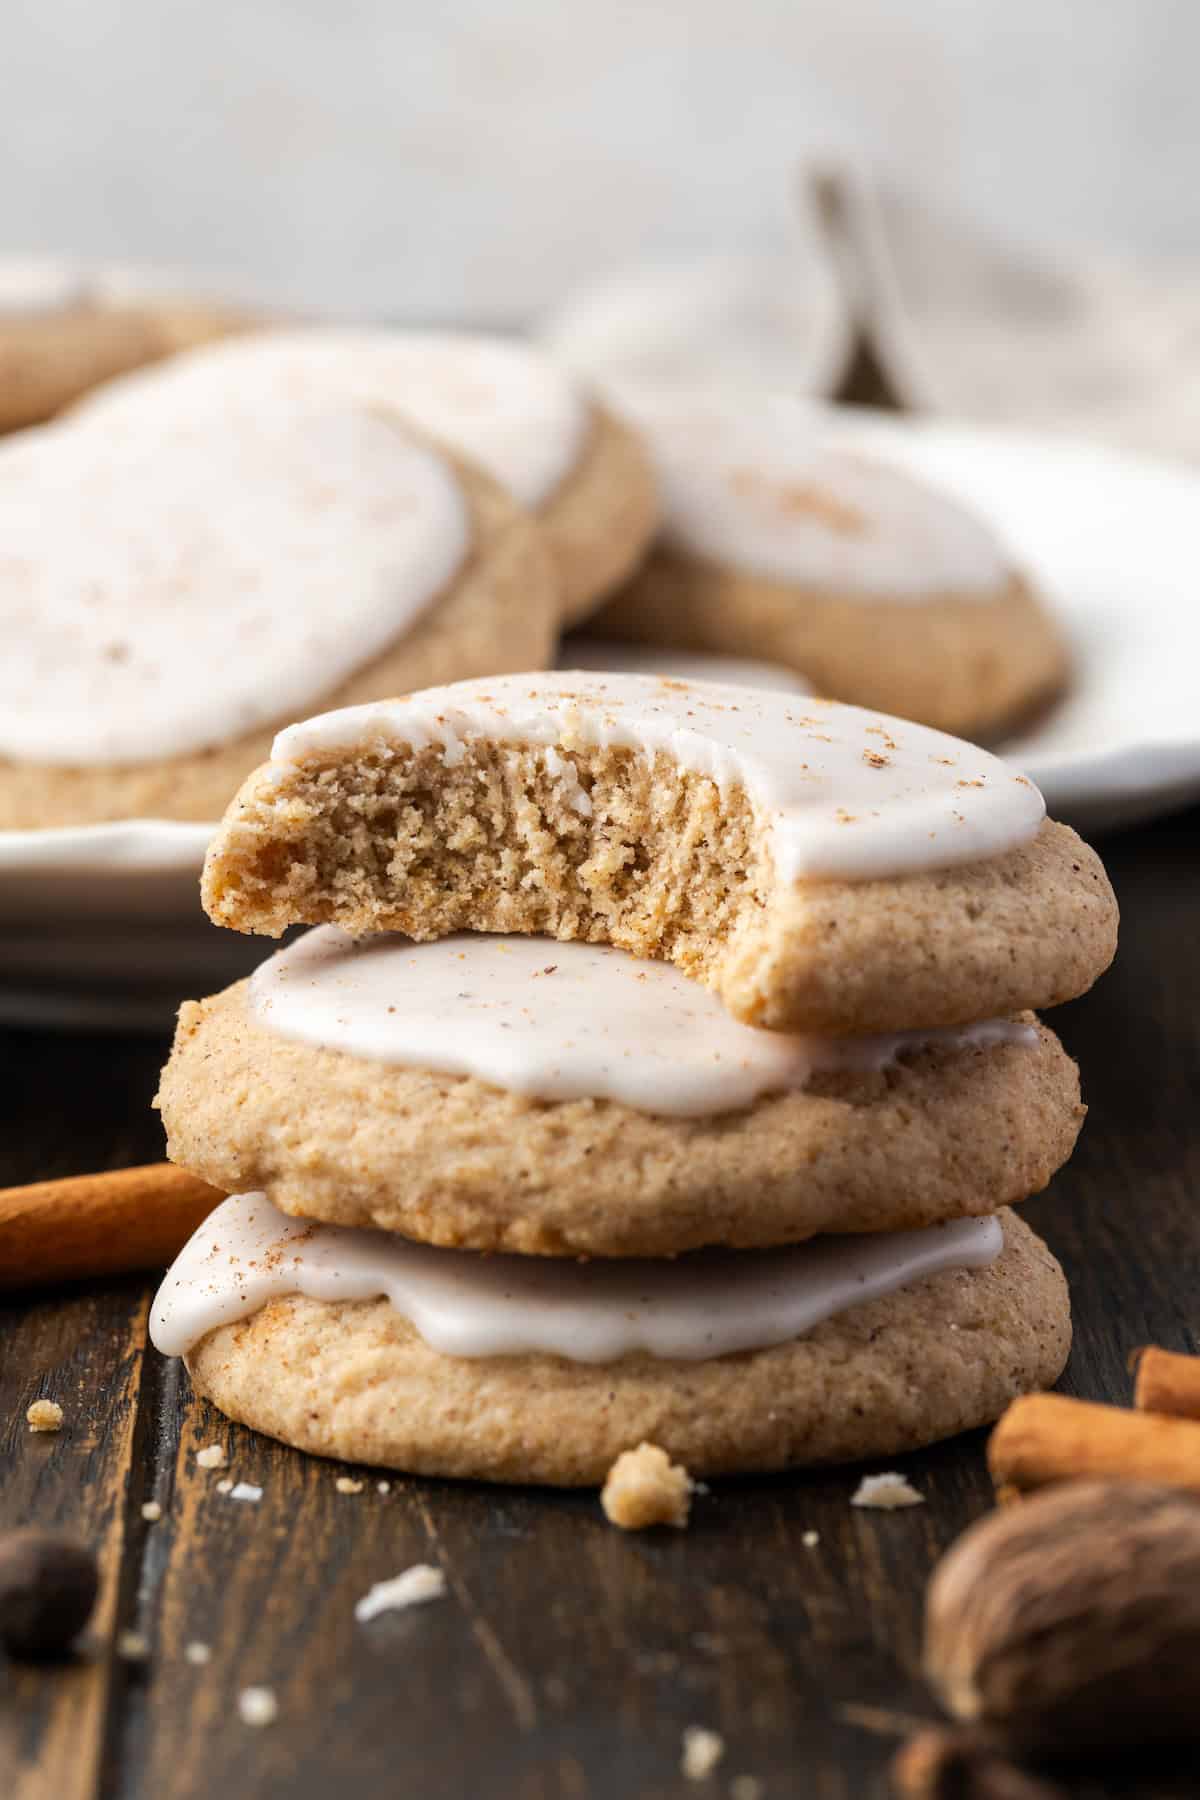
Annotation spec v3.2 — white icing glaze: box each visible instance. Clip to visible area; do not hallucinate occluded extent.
[607,384,1012,597]
[249,929,1037,1120]
[270,673,1045,882]
[0,406,469,765]
[149,1191,1005,1364]
[78,327,591,507]
[561,638,812,694]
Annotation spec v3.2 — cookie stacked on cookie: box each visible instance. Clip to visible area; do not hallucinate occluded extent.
[151,674,1116,1485]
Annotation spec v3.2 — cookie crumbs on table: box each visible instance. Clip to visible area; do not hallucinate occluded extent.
[728,1778,764,1800]
[184,1641,212,1666]
[140,1501,162,1522]
[195,1442,225,1469]
[335,1475,365,1494]
[852,1472,925,1510]
[354,1564,446,1623]
[117,1629,150,1662]
[229,1481,262,1503]
[681,1725,725,1780]
[802,1529,820,1547]
[601,1442,693,1530]
[215,1477,234,1494]
[238,1687,278,1727]
[26,1399,63,1432]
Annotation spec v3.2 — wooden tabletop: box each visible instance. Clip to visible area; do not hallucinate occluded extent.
[2,806,1198,1800]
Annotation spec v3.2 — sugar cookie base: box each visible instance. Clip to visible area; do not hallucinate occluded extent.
[539,404,660,624]
[159,982,1083,1256]
[0,301,255,436]
[184,1210,1070,1484]
[594,552,1068,740]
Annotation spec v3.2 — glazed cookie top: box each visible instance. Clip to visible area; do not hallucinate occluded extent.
[250,929,1035,1119]
[202,671,1114,1036]
[267,672,1045,882]
[150,1190,1003,1363]
[78,326,593,508]
[0,405,469,765]
[609,386,1013,597]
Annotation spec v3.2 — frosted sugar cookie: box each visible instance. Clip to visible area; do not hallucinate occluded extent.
[200,673,1118,1034]
[588,388,1067,738]
[0,254,257,434]
[152,1195,1069,1483]
[0,406,557,828]
[77,327,660,625]
[155,932,1083,1256]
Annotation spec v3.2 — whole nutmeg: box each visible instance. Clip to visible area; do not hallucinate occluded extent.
[924,1480,1200,1751]
[0,1528,99,1657]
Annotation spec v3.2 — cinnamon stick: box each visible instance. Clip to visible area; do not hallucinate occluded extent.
[989,1394,1200,1497]
[1130,1345,1200,1422]
[0,1163,224,1289]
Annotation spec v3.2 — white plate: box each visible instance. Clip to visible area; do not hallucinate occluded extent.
[0,819,214,925]
[832,415,1200,833]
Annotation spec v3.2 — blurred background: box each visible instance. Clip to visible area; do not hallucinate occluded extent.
[5,0,1197,321]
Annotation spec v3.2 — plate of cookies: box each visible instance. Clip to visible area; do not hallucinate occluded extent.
[0,323,1192,1027]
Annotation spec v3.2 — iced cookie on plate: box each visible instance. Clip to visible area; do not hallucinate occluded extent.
[588,388,1067,739]
[200,673,1118,1035]
[0,254,258,434]
[77,328,660,626]
[0,406,557,829]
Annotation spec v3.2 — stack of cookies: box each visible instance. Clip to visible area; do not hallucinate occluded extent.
[150,673,1117,1486]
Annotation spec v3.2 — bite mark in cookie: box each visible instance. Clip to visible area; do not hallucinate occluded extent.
[201,673,1116,1034]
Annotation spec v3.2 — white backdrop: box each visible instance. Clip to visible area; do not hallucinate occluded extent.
[4,0,1197,319]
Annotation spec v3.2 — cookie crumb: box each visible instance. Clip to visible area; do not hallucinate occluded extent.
[681,1725,725,1780]
[601,1442,693,1531]
[117,1629,149,1662]
[26,1400,64,1433]
[215,1478,234,1494]
[229,1482,262,1503]
[195,1443,225,1470]
[335,1476,364,1494]
[851,1472,924,1510]
[802,1529,820,1547]
[185,1641,211,1666]
[729,1778,764,1800]
[355,1563,446,1623]
[377,1480,391,1494]
[141,1501,163,1522]
[238,1686,278,1727]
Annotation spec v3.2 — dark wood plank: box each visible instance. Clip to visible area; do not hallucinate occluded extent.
[0,1029,169,1800]
[0,1281,152,1800]
[3,808,1200,1800]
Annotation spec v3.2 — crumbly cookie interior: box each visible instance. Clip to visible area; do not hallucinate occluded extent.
[207,743,770,986]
